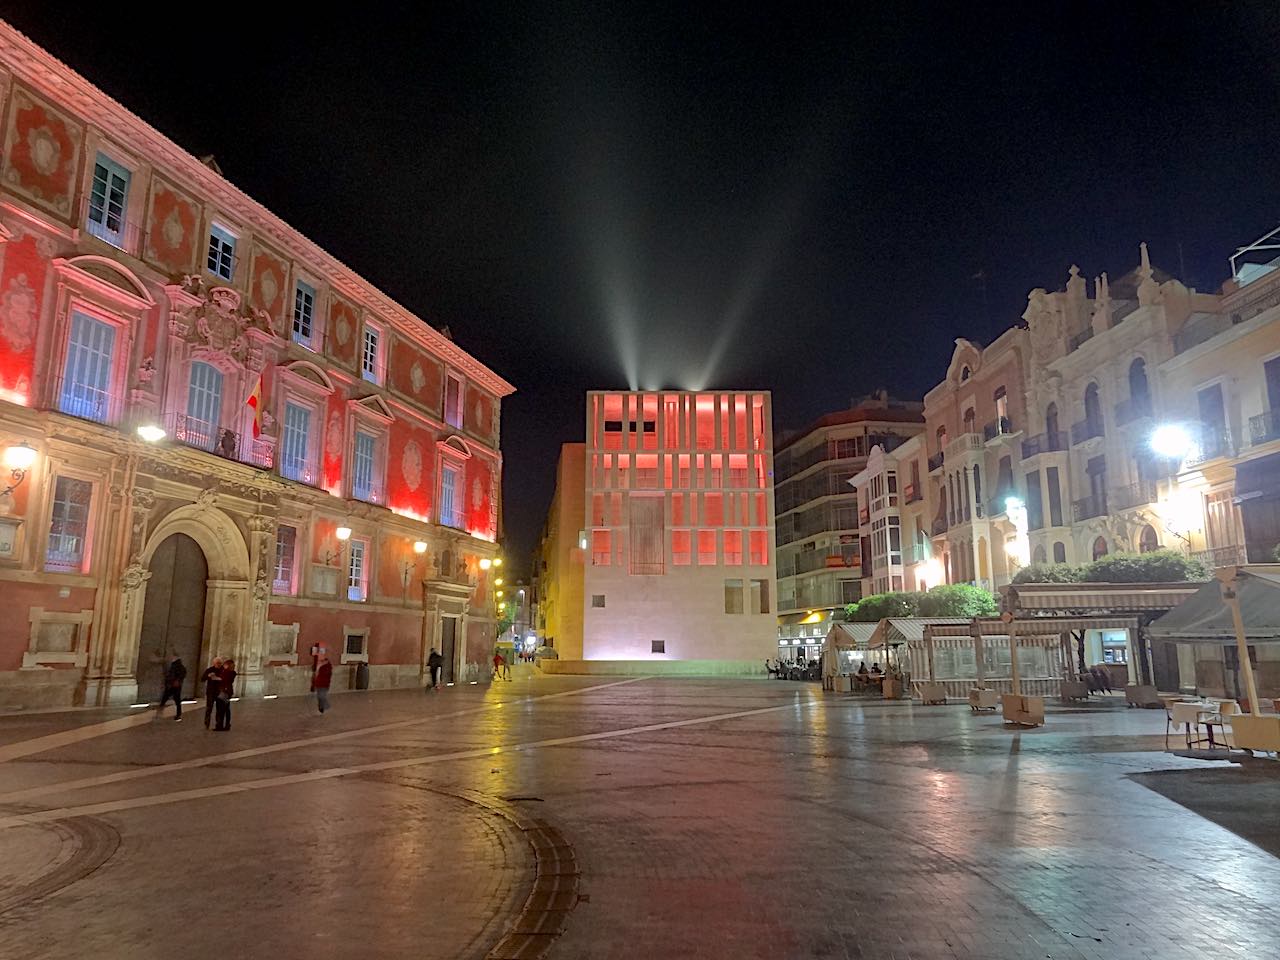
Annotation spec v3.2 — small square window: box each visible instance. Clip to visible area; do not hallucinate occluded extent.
[651,640,665,654]
[207,224,237,281]
[345,633,365,656]
[591,594,606,608]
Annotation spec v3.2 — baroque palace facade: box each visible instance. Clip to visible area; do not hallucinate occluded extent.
[0,25,513,709]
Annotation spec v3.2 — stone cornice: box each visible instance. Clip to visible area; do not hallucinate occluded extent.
[0,23,515,400]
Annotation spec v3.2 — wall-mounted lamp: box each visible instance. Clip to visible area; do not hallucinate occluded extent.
[136,423,166,443]
[479,557,492,571]
[324,527,353,566]
[403,540,429,599]
[1,442,36,515]
[413,540,428,555]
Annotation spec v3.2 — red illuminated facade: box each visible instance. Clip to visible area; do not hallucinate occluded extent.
[0,25,513,708]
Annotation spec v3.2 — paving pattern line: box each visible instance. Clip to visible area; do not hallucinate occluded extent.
[0,712,157,765]
[0,698,821,830]
[0,676,648,804]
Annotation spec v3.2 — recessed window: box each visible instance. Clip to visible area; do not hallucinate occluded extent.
[444,373,463,429]
[750,579,770,614]
[591,530,611,566]
[345,632,367,656]
[671,529,691,565]
[293,281,316,348]
[59,310,117,424]
[351,430,380,503]
[724,578,744,614]
[347,538,369,601]
[439,462,462,528]
[723,530,743,565]
[45,476,93,573]
[361,323,383,383]
[183,361,225,451]
[592,594,606,608]
[697,529,717,565]
[273,524,297,595]
[207,223,236,280]
[86,153,130,248]
[651,639,665,654]
[280,402,316,485]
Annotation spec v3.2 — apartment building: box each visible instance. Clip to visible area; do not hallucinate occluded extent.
[538,390,776,671]
[774,395,924,661]
[0,26,511,709]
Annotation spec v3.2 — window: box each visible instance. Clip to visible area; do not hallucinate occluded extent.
[439,462,462,528]
[697,529,717,565]
[1092,536,1109,561]
[704,493,724,526]
[45,476,93,572]
[1084,382,1103,436]
[273,525,297,594]
[723,530,743,565]
[352,431,379,502]
[749,530,768,566]
[60,310,116,424]
[86,153,130,247]
[185,361,225,450]
[724,579,745,614]
[361,323,382,383]
[347,538,368,601]
[671,529,691,565]
[651,639,665,654]
[750,579,770,614]
[281,402,314,484]
[630,496,665,574]
[1046,467,1063,528]
[444,374,463,429]
[592,594,606,608]
[293,281,316,347]
[207,223,236,280]
[341,628,370,664]
[345,633,366,656]
[1053,541,1067,563]
[591,530,611,566]
[1139,524,1160,553]
[1024,470,1044,530]
[1033,544,1046,565]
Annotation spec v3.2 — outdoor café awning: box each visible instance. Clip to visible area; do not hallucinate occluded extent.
[923,616,1140,640]
[1003,582,1201,614]
[870,618,968,647]
[825,621,878,648]
[1148,568,1280,644]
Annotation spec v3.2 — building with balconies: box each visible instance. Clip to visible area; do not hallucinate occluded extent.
[0,26,511,709]
[773,394,923,660]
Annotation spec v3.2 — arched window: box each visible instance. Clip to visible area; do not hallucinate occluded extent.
[963,407,976,435]
[1139,524,1160,553]
[936,425,948,452]
[1128,358,1150,416]
[1045,402,1060,447]
[1084,383,1103,437]
[1052,541,1067,563]
[960,365,971,382]
[1092,536,1108,561]
[1033,544,1047,565]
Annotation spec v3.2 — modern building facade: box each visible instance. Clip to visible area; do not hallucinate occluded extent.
[0,25,512,709]
[774,394,924,662]
[537,390,776,671]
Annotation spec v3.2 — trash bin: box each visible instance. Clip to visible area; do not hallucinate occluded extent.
[355,661,370,690]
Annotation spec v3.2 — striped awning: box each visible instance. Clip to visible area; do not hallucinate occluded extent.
[924,616,1139,640]
[1004,582,1200,614]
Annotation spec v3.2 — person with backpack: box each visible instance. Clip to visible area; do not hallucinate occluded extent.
[159,654,187,721]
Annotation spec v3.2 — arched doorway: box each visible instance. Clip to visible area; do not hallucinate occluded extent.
[136,534,209,699]
[1139,524,1160,553]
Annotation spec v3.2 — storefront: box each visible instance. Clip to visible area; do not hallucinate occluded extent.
[778,610,831,663]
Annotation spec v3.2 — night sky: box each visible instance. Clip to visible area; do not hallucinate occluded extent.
[8,4,1280,572]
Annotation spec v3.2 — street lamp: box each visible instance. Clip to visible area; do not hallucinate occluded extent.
[479,557,492,571]
[335,526,352,542]
[1,442,36,515]
[136,423,166,443]
[1150,423,1194,461]
[324,526,352,566]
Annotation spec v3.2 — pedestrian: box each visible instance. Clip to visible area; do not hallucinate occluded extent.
[427,648,443,690]
[214,658,237,731]
[201,657,223,728]
[159,654,187,721]
[492,650,504,681]
[312,655,333,714]
[501,653,511,681]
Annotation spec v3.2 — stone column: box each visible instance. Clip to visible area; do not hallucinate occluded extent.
[242,514,276,696]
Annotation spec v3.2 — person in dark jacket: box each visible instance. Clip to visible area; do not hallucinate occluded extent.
[312,655,333,713]
[214,659,237,731]
[201,657,223,728]
[427,649,443,690]
[159,654,187,721]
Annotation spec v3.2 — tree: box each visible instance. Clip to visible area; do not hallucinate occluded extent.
[1080,549,1209,583]
[1012,562,1084,584]
[917,583,998,617]
[846,592,919,621]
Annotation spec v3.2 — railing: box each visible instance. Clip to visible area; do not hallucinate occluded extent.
[927,451,945,472]
[986,490,1018,517]
[1185,425,1233,466]
[946,432,984,456]
[279,452,323,487]
[1072,493,1107,522]
[1020,431,1066,458]
[931,516,948,536]
[1114,397,1154,426]
[1192,544,1248,569]
[1112,479,1158,511]
[1250,410,1280,446]
[52,374,119,426]
[167,414,275,469]
[79,196,144,253]
[904,483,922,504]
[1070,418,1104,444]
[982,417,1014,441]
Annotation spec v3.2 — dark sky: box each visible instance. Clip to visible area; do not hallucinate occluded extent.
[9,3,1280,572]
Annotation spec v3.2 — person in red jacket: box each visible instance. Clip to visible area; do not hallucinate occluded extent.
[312,655,333,714]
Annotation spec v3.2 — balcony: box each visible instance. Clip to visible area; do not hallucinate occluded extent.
[1020,431,1066,459]
[946,432,984,457]
[1114,396,1154,427]
[54,376,117,426]
[927,450,945,473]
[1072,493,1107,522]
[167,414,275,469]
[1250,410,1280,446]
[904,483,922,504]
[1192,544,1248,569]
[1185,425,1233,466]
[1070,418,1104,445]
[279,451,322,487]
[931,515,948,536]
[982,417,1015,442]
[79,196,144,253]
[1111,479,1158,511]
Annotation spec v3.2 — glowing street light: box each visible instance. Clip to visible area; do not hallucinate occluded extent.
[335,526,352,542]
[479,557,492,570]
[1151,423,1194,461]
[136,423,166,443]
[413,540,427,554]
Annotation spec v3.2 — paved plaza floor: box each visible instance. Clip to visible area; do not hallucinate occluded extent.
[0,673,1277,960]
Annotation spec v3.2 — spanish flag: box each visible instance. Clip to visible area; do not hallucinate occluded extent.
[246,374,263,439]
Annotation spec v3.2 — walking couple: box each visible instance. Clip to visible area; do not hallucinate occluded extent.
[199,657,238,731]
